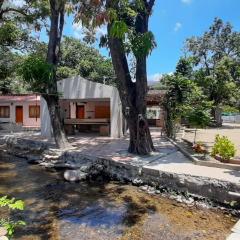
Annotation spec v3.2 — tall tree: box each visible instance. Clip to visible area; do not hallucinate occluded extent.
[0,0,49,94]
[20,0,69,148]
[74,0,156,154]
[43,0,70,148]
[186,18,240,126]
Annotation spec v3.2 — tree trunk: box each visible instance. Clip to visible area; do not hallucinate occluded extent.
[164,104,174,138]
[46,0,70,149]
[0,0,4,21]
[107,0,155,155]
[44,94,69,148]
[212,105,222,127]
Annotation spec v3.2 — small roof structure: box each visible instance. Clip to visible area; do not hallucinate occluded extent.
[146,90,166,105]
[0,94,40,103]
[41,76,123,138]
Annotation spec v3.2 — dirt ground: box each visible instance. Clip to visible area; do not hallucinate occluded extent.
[183,123,240,157]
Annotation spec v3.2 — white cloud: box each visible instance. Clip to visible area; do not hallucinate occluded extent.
[73,22,107,40]
[181,0,192,4]
[174,22,182,32]
[148,73,163,82]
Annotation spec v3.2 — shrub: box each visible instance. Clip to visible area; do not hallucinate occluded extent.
[0,196,26,238]
[211,135,236,161]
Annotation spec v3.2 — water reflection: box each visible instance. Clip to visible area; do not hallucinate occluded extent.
[0,153,236,240]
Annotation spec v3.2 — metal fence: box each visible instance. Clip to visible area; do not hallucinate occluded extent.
[222,115,240,123]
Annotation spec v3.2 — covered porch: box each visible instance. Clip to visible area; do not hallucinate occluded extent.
[60,98,111,136]
[41,76,123,139]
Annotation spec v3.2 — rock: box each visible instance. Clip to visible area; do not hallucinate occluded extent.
[64,170,88,182]
[147,187,156,195]
[43,154,60,161]
[188,197,194,204]
[140,185,148,191]
[93,163,104,171]
[79,164,91,173]
[0,227,7,237]
[176,195,183,203]
[155,190,161,194]
[0,236,9,240]
[39,162,54,168]
[27,155,42,164]
[132,178,143,186]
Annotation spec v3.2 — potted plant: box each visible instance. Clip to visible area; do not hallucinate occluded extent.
[193,141,207,154]
[211,135,237,163]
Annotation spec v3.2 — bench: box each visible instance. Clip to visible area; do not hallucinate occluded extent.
[64,118,110,136]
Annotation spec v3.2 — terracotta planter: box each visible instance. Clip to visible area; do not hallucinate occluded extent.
[214,155,240,165]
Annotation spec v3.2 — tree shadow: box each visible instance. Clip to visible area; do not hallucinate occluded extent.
[0,153,157,239]
[122,195,157,227]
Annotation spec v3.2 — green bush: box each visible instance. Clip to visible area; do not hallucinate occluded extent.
[0,196,26,238]
[211,135,236,161]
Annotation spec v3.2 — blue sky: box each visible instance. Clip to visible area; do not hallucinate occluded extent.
[39,0,240,82]
[147,0,240,81]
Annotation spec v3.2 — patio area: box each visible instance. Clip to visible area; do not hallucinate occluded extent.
[2,127,240,185]
[65,129,240,185]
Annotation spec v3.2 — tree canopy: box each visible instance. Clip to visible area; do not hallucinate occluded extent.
[185,18,240,125]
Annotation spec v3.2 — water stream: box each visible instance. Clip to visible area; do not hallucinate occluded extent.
[0,153,237,240]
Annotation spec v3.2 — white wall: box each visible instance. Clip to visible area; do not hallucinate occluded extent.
[41,76,123,138]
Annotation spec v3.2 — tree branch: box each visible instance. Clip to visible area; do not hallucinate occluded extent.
[0,7,29,18]
[144,0,155,13]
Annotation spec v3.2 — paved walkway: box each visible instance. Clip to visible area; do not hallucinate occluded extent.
[2,129,240,185]
[67,129,240,185]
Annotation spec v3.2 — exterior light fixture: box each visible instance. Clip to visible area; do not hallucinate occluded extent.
[125,106,130,116]
[138,114,143,120]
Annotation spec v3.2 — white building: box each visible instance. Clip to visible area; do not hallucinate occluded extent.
[41,76,123,138]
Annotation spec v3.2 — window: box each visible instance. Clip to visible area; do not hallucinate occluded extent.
[0,106,10,118]
[29,105,40,118]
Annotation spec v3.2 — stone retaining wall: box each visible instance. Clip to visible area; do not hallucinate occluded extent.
[100,158,240,205]
[3,136,240,207]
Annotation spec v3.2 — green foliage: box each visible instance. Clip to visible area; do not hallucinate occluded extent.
[57,66,78,80]
[0,196,26,238]
[162,72,212,138]
[0,21,27,48]
[59,37,115,85]
[131,31,156,58]
[0,48,26,94]
[211,135,236,161]
[175,57,194,78]
[19,55,53,93]
[185,106,211,128]
[186,18,240,109]
[222,105,240,114]
[0,196,24,210]
[110,20,129,39]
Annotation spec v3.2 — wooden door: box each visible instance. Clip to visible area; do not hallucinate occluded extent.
[16,106,23,124]
[95,105,110,119]
[76,105,85,119]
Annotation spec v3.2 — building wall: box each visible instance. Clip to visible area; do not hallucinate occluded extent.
[41,76,123,138]
[0,101,41,127]
[71,101,110,119]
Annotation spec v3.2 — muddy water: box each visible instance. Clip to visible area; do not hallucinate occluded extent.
[0,153,237,240]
